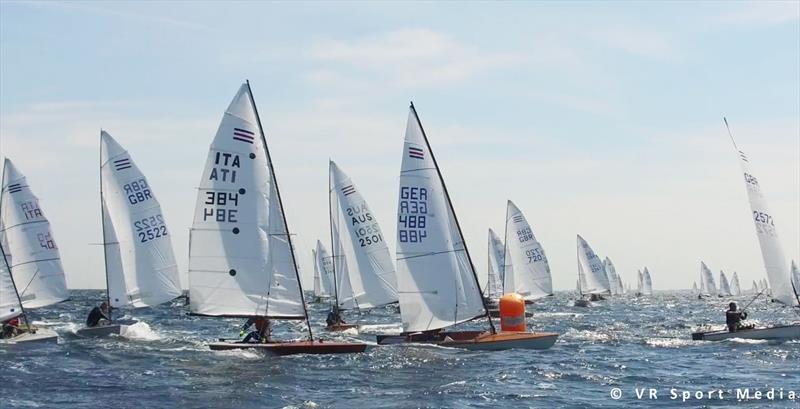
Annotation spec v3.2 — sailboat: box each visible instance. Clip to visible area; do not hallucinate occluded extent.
[0,241,58,344]
[698,261,716,298]
[575,235,610,306]
[0,159,69,314]
[603,257,621,295]
[791,261,799,291]
[376,103,558,350]
[484,228,505,308]
[692,119,800,341]
[76,131,183,337]
[718,270,732,297]
[641,267,654,295]
[191,82,365,354]
[311,241,335,302]
[326,160,398,330]
[731,272,742,296]
[692,281,698,293]
[636,269,643,296]
[502,201,553,303]
[616,274,624,295]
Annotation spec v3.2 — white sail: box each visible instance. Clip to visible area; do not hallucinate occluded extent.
[486,228,504,301]
[718,270,731,296]
[791,261,800,293]
[700,262,716,296]
[395,105,485,333]
[576,235,610,295]
[616,274,624,294]
[604,257,620,295]
[329,161,398,309]
[692,281,698,292]
[313,240,335,298]
[730,272,742,296]
[100,132,182,308]
[636,270,643,294]
[732,140,797,306]
[312,248,321,296]
[502,201,552,301]
[0,243,23,322]
[642,267,653,295]
[188,83,305,318]
[0,159,68,308]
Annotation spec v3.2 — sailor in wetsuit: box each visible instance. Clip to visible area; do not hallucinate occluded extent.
[326,306,346,327]
[1,317,22,339]
[86,302,111,327]
[726,302,753,332]
[239,317,271,343]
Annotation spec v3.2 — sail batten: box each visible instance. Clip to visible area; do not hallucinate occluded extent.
[0,159,68,309]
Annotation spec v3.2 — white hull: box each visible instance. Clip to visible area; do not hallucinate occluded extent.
[692,324,800,341]
[0,328,58,345]
[76,324,127,337]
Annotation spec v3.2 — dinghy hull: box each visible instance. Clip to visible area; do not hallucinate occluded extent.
[692,324,800,341]
[207,340,367,355]
[75,324,127,337]
[0,328,58,345]
[440,331,559,351]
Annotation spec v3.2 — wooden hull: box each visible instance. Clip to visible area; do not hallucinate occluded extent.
[76,324,127,337]
[0,328,58,345]
[441,331,559,351]
[208,340,367,355]
[692,324,800,341]
[324,323,359,332]
[377,330,559,350]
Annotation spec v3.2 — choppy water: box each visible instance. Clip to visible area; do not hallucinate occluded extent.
[2,290,799,408]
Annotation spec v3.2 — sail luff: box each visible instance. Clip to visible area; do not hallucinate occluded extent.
[0,241,25,322]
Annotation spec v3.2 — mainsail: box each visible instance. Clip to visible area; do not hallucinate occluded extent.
[329,161,398,310]
[576,235,610,295]
[502,200,552,301]
[727,119,798,306]
[395,104,487,333]
[700,262,716,296]
[604,257,621,295]
[637,270,643,294]
[0,159,68,308]
[0,243,23,322]
[642,267,653,295]
[100,131,182,308]
[791,261,799,292]
[718,270,732,297]
[312,241,335,298]
[188,83,307,319]
[485,228,504,301]
[730,272,742,296]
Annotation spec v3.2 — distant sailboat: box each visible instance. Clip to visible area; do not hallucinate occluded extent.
[377,103,558,350]
[791,261,799,292]
[484,228,505,306]
[191,82,365,354]
[327,160,398,329]
[699,262,716,298]
[575,235,610,305]
[693,119,800,341]
[730,272,742,296]
[502,201,553,302]
[0,159,68,311]
[642,267,653,296]
[718,270,732,297]
[312,241,335,301]
[692,281,698,292]
[636,269,643,296]
[604,257,622,295]
[77,131,183,337]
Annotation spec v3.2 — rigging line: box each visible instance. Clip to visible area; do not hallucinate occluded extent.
[397,249,465,261]
[723,117,738,151]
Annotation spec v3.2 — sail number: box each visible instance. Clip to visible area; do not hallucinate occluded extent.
[20,200,44,221]
[743,173,759,187]
[37,232,57,250]
[516,227,533,243]
[347,205,384,247]
[525,248,544,263]
[752,211,774,226]
[134,214,168,243]
[202,191,239,223]
[398,186,428,243]
[123,179,152,205]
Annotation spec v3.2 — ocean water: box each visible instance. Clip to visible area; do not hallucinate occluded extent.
[2,290,798,408]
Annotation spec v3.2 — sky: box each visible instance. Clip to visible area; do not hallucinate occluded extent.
[0,1,798,291]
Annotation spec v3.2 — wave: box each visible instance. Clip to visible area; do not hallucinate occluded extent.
[120,322,161,341]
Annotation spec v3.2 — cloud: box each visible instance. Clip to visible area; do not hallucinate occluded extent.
[591,26,679,60]
[307,28,525,88]
[716,1,800,26]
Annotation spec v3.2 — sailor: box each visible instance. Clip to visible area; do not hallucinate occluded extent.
[725,302,753,332]
[86,302,111,327]
[326,306,346,327]
[240,317,271,343]
[1,317,22,339]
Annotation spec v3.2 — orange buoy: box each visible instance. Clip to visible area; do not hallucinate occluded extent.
[499,293,527,332]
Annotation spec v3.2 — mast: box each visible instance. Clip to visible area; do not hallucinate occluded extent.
[246,80,313,340]
[327,161,340,311]
[502,201,509,295]
[409,102,496,334]
[99,131,112,316]
[0,207,28,326]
